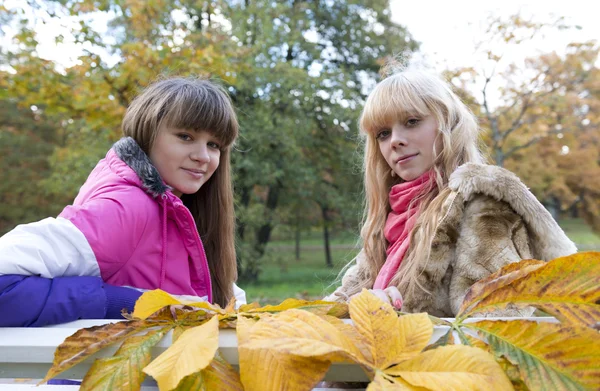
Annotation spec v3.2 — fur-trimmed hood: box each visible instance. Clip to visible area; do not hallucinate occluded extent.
[448,163,577,260]
[112,137,171,198]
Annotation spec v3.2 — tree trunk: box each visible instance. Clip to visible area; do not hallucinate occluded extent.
[254,181,282,257]
[321,205,333,268]
[295,216,301,261]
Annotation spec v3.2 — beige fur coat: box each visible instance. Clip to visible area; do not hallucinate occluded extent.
[325,163,577,317]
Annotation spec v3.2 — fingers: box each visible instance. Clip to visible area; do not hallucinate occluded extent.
[384,286,403,310]
[370,289,390,304]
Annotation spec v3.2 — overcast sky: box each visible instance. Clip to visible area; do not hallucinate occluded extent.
[389,0,599,71]
[2,0,598,76]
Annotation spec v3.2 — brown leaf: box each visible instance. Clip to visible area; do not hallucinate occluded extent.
[461,252,600,327]
[42,320,152,383]
[458,259,545,316]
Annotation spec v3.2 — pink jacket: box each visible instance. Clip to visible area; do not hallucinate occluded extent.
[59,138,213,301]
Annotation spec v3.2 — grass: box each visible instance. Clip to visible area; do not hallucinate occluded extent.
[242,218,600,305]
[557,218,600,249]
[243,245,360,305]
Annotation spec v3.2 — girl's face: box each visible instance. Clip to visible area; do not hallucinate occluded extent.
[375,114,441,181]
[150,124,221,197]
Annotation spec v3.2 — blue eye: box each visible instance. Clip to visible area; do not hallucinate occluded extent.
[208,141,221,149]
[376,129,391,140]
[406,118,420,126]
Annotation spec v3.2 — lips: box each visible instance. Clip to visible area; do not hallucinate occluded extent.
[182,168,206,178]
[396,153,418,164]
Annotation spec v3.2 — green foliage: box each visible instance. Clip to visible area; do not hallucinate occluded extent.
[1,1,418,281]
[0,99,63,234]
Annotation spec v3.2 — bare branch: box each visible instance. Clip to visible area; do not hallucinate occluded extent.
[503,136,542,158]
[501,97,531,141]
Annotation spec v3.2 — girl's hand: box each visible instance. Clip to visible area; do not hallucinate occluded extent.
[366,286,403,310]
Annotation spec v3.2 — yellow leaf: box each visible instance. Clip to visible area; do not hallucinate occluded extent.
[458,259,545,315]
[172,354,243,391]
[238,302,261,312]
[224,297,236,313]
[386,345,513,391]
[132,290,182,320]
[349,290,432,368]
[241,309,365,363]
[237,315,330,391]
[367,372,423,390]
[143,316,219,390]
[461,252,600,327]
[245,298,346,316]
[466,319,600,390]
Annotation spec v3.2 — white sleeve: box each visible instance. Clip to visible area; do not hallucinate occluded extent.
[233,282,247,309]
[0,217,100,278]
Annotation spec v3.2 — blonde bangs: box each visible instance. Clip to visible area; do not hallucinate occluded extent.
[360,76,430,136]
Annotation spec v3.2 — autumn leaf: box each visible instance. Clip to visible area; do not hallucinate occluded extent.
[237,314,333,391]
[385,345,513,390]
[459,252,600,327]
[350,290,432,368]
[42,320,152,383]
[143,316,219,390]
[465,319,600,390]
[172,354,243,391]
[241,309,365,363]
[243,297,348,317]
[79,326,170,390]
[132,290,183,320]
[132,290,223,320]
[237,302,261,312]
[367,372,422,390]
[458,259,546,316]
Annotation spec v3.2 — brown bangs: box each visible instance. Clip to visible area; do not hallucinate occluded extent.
[360,76,430,136]
[160,80,239,148]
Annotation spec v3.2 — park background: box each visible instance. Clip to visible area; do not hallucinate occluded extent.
[1,0,599,304]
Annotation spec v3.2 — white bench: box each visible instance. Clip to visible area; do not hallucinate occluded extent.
[0,318,551,390]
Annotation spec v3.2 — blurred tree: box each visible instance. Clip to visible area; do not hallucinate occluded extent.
[505,42,600,230]
[223,0,418,278]
[449,13,600,230]
[0,75,64,234]
[1,0,418,279]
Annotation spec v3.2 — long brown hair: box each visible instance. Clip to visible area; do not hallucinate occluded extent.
[355,68,484,297]
[122,77,239,307]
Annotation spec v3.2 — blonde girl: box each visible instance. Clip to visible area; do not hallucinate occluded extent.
[326,68,576,316]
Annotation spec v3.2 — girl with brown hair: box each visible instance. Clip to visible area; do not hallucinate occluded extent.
[0,77,244,326]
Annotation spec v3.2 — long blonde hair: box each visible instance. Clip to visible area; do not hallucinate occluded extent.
[357,68,484,296]
[122,77,239,307]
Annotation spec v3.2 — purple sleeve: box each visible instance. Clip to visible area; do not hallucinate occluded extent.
[0,275,142,327]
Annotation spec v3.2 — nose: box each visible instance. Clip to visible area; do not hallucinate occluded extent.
[390,124,407,147]
[190,143,210,163]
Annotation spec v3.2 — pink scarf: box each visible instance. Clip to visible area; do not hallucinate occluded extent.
[373,171,434,289]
